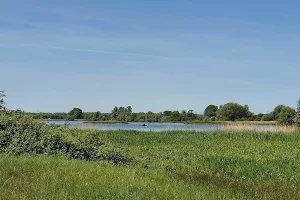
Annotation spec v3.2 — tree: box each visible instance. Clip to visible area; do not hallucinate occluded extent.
[0,90,6,111]
[111,106,119,119]
[204,105,218,118]
[68,108,83,120]
[272,105,285,120]
[295,99,300,129]
[163,111,172,116]
[170,111,180,121]
[254,113,264,121]
[261,113,273,121]
[278,106,295,125]
[216,102,249,121]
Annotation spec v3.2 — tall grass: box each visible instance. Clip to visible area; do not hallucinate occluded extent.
[1,112,300,199]
[221,123,296,133]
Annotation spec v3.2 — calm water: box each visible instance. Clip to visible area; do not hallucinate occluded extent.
[41,121,279,132]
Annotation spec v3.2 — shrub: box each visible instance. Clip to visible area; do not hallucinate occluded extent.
[97,145,133,166]
[0,111,103,161]
[261,113,273,121]
[203,105,218,118]
[296,99,300,130]
[277,106,295,125]
[216,103,249,121]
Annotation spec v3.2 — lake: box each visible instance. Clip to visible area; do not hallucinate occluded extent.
[41,121,280,132]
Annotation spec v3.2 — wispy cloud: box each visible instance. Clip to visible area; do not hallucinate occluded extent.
[2,43,171,59]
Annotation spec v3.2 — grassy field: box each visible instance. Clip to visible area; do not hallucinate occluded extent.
[1,129,300,199]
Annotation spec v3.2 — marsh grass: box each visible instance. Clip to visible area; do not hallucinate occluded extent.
[1,120,300,199]
[185,120,277,125]
[221,123,296,133]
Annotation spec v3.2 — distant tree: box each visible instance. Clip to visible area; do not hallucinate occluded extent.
[186,110,197,120]
[68,108,83,120]
[254,113,264,121]
[84,112,101,121]
[295,99,300,129]
[163,111,172,116]
[272,105,285,120]
[216,102,249,121]
[0,90,6,111]
[111,106,119,119]
[204,105,218,118]
[277,106,295,125]
[261,113,274,121]
[170,111,180,121]
[127,106,133,114]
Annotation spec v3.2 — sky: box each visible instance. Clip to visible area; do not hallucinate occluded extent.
[1,0,300,114]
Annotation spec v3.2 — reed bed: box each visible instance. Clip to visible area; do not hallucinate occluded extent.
[221,123,296,133]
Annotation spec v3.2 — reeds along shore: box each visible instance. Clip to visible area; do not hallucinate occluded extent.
[221,123,296,133]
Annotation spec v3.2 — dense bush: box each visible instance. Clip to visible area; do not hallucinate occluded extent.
[296,99,300,129]
[68,108,84,120]
[0,90,5,111]
[216,103,249,121]
[0,111,103,161]
[97,145,133,166]
[203,105,218,118]
[277,106,295,125]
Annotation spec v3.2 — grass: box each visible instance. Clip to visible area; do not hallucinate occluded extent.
[1,130,300,199]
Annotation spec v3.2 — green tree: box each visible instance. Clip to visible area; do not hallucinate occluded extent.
[216,102,249,121]
[111,106,119,119]
[261,113,273,121]
[254,113,264,121]
[68,108,83,120]
[204,105,218,118]
[170,111,180,121]
[163,111,172,116]
[0,90,6,111]
[272,105,285,120]
[295,99,300,129]
[278,106,295,125]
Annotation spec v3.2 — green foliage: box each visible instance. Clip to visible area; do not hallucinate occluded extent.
[204,105,218,118]
[0,111,103,161]
[296,99,300,129]
[163,110,172,116]
[261,113,274,121]
[254,113,264,121]
[2,128,300,199]
[0,90,6,111]
[272,105,285,120]
[84,111,101,121]
[170,111,180,121]
[97,145,133,166]
[216,103,249,121]
[111,106,133,121]
[68,108,83,120]
[277,106,296,125]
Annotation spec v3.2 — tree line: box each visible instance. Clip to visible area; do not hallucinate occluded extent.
[0,90,299,126]
[64,102,296,125]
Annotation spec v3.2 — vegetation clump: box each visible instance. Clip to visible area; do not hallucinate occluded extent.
[0,90,6,111]
[0,111,133,164]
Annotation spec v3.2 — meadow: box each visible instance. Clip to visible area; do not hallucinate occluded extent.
[1,134,300,198]
[1,112,300,199]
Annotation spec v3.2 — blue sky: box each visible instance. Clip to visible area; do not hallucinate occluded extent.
[1,0,300,114]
